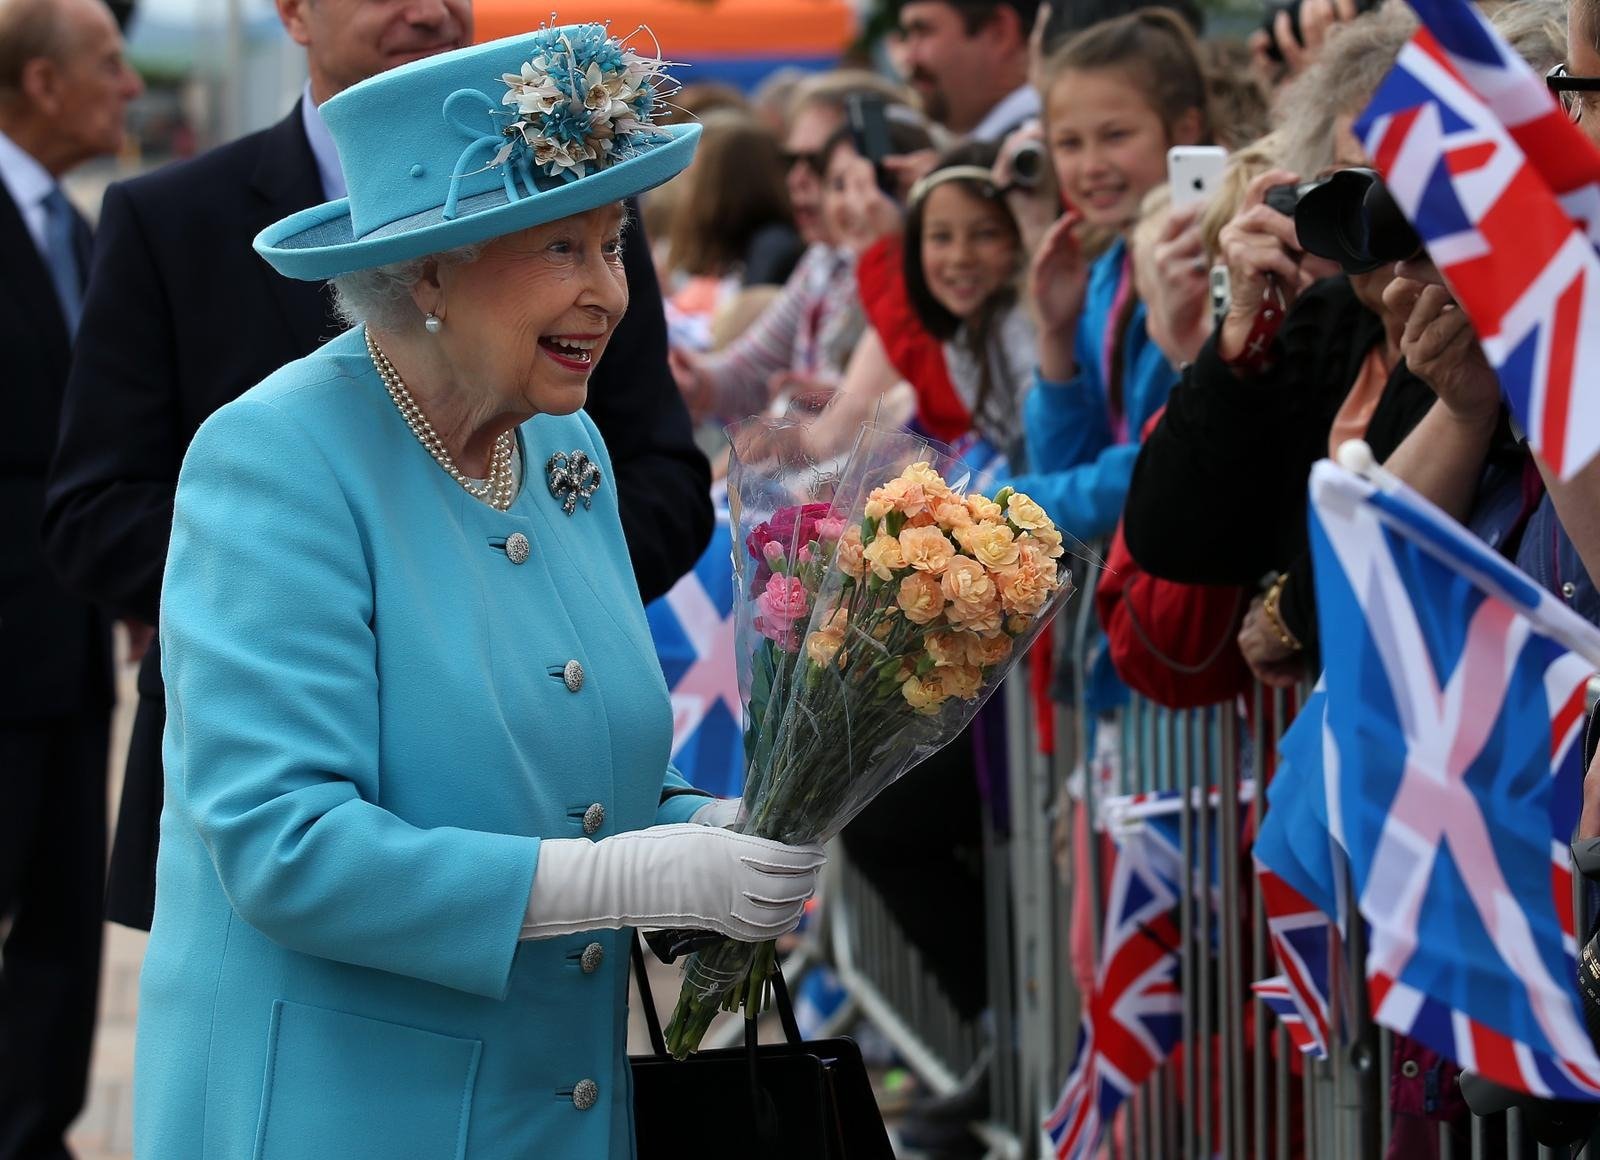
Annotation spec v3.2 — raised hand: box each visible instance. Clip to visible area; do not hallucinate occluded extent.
[1028,211,1090,381]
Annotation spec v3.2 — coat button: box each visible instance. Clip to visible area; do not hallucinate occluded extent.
[580,942,605,973]
[505,532,530,565]
[1563,581,1577,600]
[573,1078,599,1110]
[563,659,584,692]
[1400,1060,1420,1079]
[582,803,605,834]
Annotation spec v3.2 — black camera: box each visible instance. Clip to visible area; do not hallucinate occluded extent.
[1008,140,1047,191]
[1264,167,1421,275]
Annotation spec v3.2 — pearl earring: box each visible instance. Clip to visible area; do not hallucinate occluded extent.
[424,312,443,334]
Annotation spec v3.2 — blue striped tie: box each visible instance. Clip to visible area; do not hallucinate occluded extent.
[41,186,82,335]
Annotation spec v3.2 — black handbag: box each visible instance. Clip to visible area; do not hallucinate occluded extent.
[629,937,895,1160]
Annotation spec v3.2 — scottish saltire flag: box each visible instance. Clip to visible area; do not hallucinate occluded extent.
[1356,0,1600,478]
[1252,684,1347,1061]
[645,485,745,799]
[1309,457,1600,1098]
[1253,975,1320,1057]
[1043,809,1184,1159]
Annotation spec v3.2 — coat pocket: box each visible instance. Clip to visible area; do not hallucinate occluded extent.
[252,1000,482,1160]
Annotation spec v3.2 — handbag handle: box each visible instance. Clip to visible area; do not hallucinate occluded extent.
[630,934,805,1055]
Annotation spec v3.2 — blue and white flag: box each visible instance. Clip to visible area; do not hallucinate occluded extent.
[645,485,745,799]
[1308,457,1600,1098]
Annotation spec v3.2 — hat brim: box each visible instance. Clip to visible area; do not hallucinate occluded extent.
[254,123,699,282]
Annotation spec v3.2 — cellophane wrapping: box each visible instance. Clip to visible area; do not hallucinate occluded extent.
[662,421,1081,1057]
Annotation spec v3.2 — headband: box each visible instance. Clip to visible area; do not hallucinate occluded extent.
[908,165,1000,209]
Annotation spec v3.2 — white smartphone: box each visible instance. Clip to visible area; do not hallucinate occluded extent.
[1168,145,1228,210]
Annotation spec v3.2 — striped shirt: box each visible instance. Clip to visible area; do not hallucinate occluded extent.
[702,243,861,419]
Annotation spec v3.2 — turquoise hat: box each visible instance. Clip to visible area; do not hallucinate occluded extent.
[255,23,700,282]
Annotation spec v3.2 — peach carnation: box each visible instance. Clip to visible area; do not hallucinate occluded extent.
[1005,492,1050,531]
[862,532,908,580]
[955,522,1021,570]
[896,572,947,625]
[898,525,956,573]
[836,524,865,579]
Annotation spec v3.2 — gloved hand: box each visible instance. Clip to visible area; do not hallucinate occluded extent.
[690,796,745,829]
[520,823,824,943]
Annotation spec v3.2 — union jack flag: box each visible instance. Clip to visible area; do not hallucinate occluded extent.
[1308,457,1600,1099]
[1356,0,1600,479]
[1253,975,1320,1056]
[1043,801,1185,1159]
[1252,682,1349,1062]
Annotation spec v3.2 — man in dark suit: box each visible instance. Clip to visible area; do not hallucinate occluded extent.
[0,1,143,1154]
[43,0,712,933]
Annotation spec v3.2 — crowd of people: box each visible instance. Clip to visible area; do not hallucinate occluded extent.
[7,0,1600,1154]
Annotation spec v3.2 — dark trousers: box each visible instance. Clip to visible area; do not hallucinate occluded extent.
[840,728,987,1018]
[0,712,109,1160]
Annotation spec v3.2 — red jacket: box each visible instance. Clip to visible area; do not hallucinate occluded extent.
[855,234,970,442]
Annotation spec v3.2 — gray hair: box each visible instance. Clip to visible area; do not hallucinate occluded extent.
[1276,2,1418,178]
[1486,0,1567,75]
[330,242,485,332]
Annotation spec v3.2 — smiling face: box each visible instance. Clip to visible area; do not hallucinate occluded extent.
[820,136,861,243]
[424,204,630,420]
[918,181,1019,321]
[1045,67,1178,229]
[277,0,473,103]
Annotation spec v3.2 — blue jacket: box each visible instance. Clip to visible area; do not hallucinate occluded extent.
[1001,239,1181,545]
[136,327,706,1160]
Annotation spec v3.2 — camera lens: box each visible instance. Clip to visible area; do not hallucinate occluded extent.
[1010,140,1045,189]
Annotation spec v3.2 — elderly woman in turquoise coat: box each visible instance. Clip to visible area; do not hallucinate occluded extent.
[133,26,824,1160]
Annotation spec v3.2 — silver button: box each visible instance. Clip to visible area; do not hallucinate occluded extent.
[563,659,584,692]
[505,532,530,565]
[1563,581,1577,600]
[582,803,605,834]
[1400,1060,1420,1079]
[580,942,604,973]
[572,1078,598,1110]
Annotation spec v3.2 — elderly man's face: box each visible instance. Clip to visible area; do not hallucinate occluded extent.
[278,0,473,104]
[46,0,143,167]
[428,204,630,419]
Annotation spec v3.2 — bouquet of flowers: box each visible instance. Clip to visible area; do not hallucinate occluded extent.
[662,422,1079,1057]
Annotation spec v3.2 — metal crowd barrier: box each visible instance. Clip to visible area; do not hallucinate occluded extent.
[826,553,1592,1158]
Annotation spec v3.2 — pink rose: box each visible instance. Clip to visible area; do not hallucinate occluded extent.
[816,516,847,542]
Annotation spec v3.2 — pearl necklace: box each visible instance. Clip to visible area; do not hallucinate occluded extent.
[366,328,516,511]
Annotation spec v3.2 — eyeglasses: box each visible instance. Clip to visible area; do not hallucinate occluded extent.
[781,149,826,176]
[1546,63,1600,122]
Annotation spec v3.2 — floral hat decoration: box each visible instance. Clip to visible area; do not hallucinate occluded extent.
[255,23,699,282]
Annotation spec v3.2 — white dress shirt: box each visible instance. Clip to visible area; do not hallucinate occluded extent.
[0,128,57,255]
[299,85,347,201]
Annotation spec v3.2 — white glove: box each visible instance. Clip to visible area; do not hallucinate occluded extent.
[690,795,745,829]
[520,823,825,942]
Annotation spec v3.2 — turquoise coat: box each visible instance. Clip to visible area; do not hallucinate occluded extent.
[135,326,707,1159]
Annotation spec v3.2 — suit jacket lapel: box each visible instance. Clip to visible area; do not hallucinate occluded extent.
[0,182,69,377]
[249,106,340,353]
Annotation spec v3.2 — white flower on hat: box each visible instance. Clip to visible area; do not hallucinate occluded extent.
[494,23,674,181]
